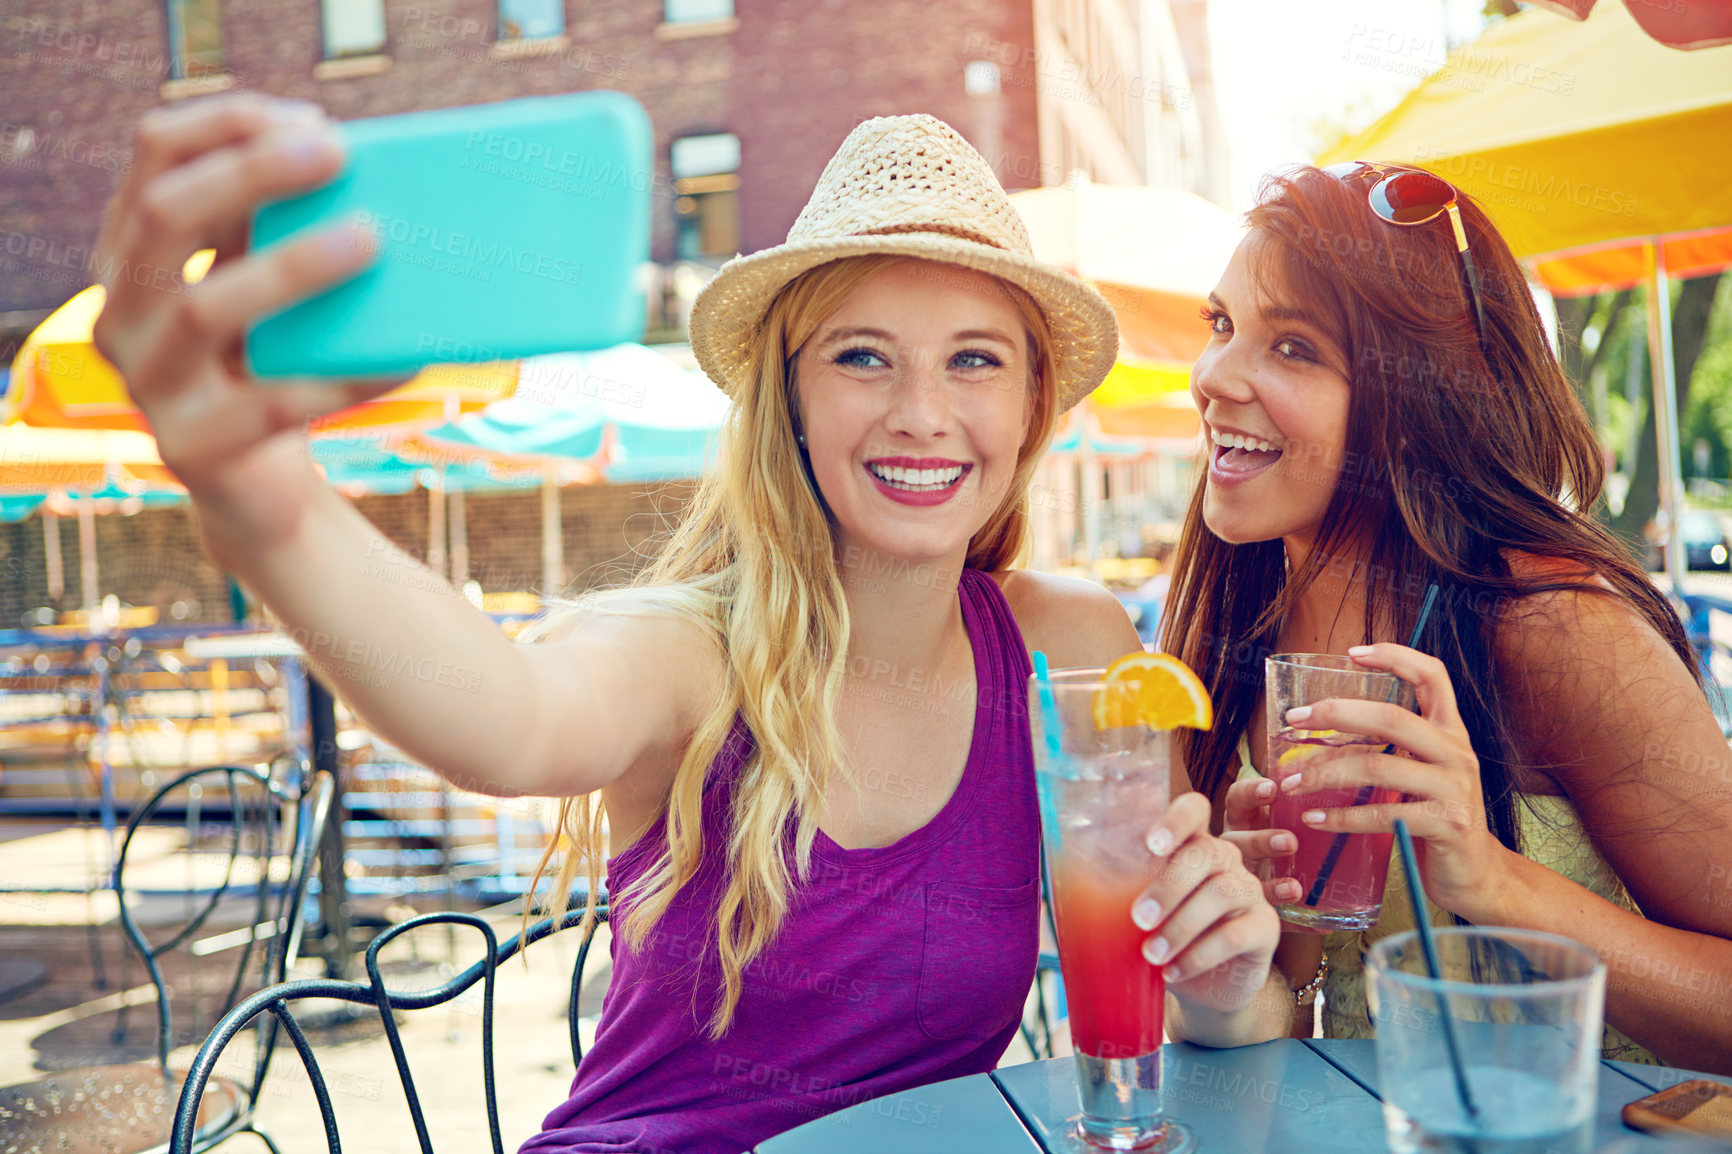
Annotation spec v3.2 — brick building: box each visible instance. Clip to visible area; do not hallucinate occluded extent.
[0,0,1211,621]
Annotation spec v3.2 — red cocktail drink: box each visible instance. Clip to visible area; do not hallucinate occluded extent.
[1266,730,1399,930]
[1049,860,1163,1059]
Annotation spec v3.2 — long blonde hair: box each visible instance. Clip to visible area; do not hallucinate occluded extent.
[521,254,1060,1036]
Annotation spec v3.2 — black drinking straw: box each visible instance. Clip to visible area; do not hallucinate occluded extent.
[1302,582,1439,908]
[1394,818,1480,1125]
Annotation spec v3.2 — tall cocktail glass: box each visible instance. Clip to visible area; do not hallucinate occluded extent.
[1029,669,1195,1153]
[1262,654,1417,932]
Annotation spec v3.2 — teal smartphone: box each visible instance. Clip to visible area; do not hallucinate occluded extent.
[247,91,652,380]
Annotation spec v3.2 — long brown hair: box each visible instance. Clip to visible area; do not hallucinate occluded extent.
[1159,166,1699,853]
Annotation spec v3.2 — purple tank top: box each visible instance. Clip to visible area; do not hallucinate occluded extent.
[520,568,1040,1154]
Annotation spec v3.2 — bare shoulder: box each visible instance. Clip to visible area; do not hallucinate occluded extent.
[991,568,1142,669]
[1490,558,1667,674]
[1492,560,1732,937]
[1489,556,1715,794]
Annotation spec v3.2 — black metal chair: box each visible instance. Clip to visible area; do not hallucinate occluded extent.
[166,902,610,1154]
[0,757,332,1154]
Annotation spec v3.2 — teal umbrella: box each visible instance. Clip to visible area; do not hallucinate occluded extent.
[0,493,44,522]
[415,344,730,482]
[1048,425,1150,457]
[404,344,729,591]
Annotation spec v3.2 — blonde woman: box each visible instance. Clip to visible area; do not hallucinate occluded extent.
[93,98,1282,1152]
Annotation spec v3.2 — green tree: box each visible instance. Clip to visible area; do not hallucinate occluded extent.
[1681,286,1732,488]
[1608,273,1725,547]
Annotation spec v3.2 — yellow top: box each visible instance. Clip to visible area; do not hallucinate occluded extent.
[1235,735,1658,1065]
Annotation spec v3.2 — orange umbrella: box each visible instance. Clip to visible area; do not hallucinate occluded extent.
[6,251,517,433]
[1011,182,1229,446]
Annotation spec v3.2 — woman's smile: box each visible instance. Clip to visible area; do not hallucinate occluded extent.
[1207,426,1285,488]
[864,456,974,505]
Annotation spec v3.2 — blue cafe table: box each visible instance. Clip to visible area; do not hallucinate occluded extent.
[755,1039,1726,1152]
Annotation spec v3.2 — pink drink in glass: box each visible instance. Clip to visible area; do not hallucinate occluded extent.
[1265,725,1398,932]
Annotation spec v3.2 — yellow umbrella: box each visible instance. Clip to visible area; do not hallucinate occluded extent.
[1011,182,1230,445]
[1088,358,1200,442]
[6,251,517,432]
[1319,0,1732,587]
[0,425,178,487]
[1319,1,1732,290]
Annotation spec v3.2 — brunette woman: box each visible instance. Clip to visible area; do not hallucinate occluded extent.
[1160,162,1732,1074]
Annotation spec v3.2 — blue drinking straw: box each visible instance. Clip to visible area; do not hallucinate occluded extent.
[1395,818,1480,1126]
[1031,650,1064,762]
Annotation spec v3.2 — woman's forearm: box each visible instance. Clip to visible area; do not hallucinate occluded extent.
[1165,966,1295,1048]
[195,467,552,797]
[1471,850,1732,1073]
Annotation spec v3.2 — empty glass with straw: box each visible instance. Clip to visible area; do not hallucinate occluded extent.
[1368,925,1606,1153]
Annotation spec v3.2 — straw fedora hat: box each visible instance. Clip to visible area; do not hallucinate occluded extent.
[688,114,1118,413]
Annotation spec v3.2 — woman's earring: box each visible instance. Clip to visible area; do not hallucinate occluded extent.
[797,433,807,448]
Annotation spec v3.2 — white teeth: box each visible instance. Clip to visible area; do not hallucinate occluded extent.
[868,463,965,491]
[1211,431,1279,453]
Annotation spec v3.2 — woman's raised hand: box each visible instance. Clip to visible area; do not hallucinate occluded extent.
[91,93,403,523]
[1137,791,1281,1014]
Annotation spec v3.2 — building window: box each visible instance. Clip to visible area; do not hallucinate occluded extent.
[321,0,386,58]
[665,0,733,23]
[165,0,224,79]
[499,0,564,40]
[671,133,741,260]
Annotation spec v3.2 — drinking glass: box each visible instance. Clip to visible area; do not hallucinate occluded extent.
[1262,653,1417,932]
[1368,927,1606,1154]
[1028,669,1195,1153]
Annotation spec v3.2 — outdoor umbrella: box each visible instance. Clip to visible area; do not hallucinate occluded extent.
[0,423,187,615]
[1010,180,1238,441]
[5,251,518,434]
[0,465,186,619]
[309,433,549,592]
[1320,0,1732,586]
[401,344,729,591]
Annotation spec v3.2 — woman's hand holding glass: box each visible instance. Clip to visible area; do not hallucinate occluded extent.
[1239,644,1519,921]
[1137,791,1282,1014]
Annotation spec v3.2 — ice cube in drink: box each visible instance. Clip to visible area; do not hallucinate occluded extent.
[1265,725,1399,932]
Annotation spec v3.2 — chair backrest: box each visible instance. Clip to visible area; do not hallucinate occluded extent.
[113,757,333,1105]
[169,904,608,1154]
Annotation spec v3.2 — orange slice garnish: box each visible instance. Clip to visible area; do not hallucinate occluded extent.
[1092,652,1214,731]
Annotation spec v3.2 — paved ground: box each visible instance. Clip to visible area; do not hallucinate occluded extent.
[0,844,591,1151]
[0,817,1045,1154]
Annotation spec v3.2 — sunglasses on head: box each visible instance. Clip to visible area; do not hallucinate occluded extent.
[1322,160,1490,359]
